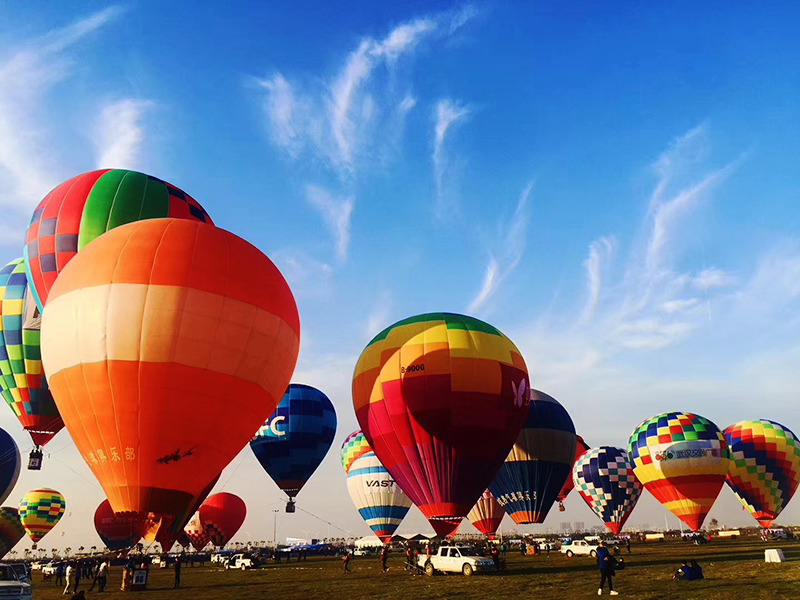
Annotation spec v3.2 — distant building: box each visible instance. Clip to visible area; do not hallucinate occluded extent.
[574,522,585,533]
[560,522,571,533]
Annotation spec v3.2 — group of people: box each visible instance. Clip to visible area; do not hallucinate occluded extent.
[52,559,109,595]
[674,559,704,581]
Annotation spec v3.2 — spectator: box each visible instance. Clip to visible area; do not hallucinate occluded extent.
[596,540,618,596]
[343,551,352,574]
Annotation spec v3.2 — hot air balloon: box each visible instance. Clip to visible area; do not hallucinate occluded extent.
[0,507,25,557]
[346,451,412,543]
[573,447,642,535]
[0,259,64,454]
[250,384,337,510]
[628,412,730,532]
[0,429,20,504]
[24,169,213,311]
[489,390,577,524]
[341,430,371,474]
[724,420,800,528]
[353,312,530,537]
[556,435,590,511]
[184,512,211,551]
[467,491,504,539]
[19,488,65,547]
[39,219,300,534]
[198,493,247,548]
[94,500,140,551]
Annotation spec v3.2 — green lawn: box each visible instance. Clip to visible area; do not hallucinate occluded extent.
[30,539,799,599]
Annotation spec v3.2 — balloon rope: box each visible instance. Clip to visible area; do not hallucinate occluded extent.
[48,454,104,491]
[296,505,350,535]
[220,451,249,489]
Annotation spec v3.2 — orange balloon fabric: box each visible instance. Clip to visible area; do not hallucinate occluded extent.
[40,219,300,527]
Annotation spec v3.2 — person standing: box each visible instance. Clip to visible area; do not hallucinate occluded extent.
[73,561,82,594]
[546,542,551,557]
[380,546,389,573]
[626,538,631,555]
[342,551,352,574]
[55,563,64,587]
[174,556,182,589]
[596,540,618,596]
[96,561,108,593]
[63,562,74,595]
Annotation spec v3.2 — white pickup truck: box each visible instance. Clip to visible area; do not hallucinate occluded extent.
[417,545,496,577]
[561,539,599,558]
[225,554,255,570]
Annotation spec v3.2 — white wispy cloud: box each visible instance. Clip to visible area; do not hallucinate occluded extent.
[364,291,393,339]
[255,7,477,175]
[468,181,532,313]
[94,99,154,170]
[0,7,122,211]
[692,267,737,289]
[580,237,614,323]
[305,185,355,262]
[432,98,472,218]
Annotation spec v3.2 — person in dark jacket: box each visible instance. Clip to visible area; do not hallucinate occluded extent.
[342,551,352,574]
[174,556,182,589]
[596,540,618,595]
[380,546,389,573]
[690,560,704,580]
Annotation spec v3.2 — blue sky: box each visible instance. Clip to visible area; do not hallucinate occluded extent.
[1,2,800,548]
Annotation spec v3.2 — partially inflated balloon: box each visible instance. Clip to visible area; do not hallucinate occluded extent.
[724,420,800,528]
[184,512,211,551]
[341,430,371,474]
[629,412,729,531]
[250,384,337,498]
[94,500,139,550]
[198,493,246,548]
[0,429,20,505]
[467,491,504,539]
[40,219,300,531]
[556,435,590,510]
[573,447,642,535]
[353,313,530,537]
[24,169,213,311]
[347,452,411,543]
[0,507,24,557]
[19,488,65,545]
[0,259,64,447]
[490,390,577,524]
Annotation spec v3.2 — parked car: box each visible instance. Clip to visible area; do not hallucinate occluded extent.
[41,561,59,576]
[353,548,376,556]
[0,564,32,599]
[418,545,496,577]
[225,554,255,570]
[561,539,599,558]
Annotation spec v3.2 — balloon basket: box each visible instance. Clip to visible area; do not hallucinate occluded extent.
[286,500,296,513]
[558,503,565,512]
[122,567,149,591]
[28,448,43,471]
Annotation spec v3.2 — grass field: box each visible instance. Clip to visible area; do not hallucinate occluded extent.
[30,539,799,599]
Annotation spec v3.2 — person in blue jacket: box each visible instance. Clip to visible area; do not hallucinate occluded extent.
[596,540,618,595]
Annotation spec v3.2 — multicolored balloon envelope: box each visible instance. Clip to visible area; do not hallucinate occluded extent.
[346,451,411,543]
[24,169,213,311]
[250,384,337,498]
[628,412,730,531]
[198,492,247,547]
[0,259,64,447]
[724,420,800,528]
[0,428,21,505]
[341,430,371,474]
[467,491,504,539]
[353,313,530,538]
[184,511,211,551]
[573,447,642,535]
[0,507,25,557]
[19,488,65,545]
[94,500,140,550]
[557,435,590,510]
[489,390,577,524]
[39,219,300,533]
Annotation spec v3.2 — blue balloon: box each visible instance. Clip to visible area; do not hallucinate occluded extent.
[250,384,337,499]
[489,390,576,524]
[0,428,21,505]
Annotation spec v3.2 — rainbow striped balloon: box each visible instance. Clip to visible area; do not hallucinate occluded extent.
[629,412,729,531]
[19,488,65,545]
[724,420,800,528]
[0,507,25,557]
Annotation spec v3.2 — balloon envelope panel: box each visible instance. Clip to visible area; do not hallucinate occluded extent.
[353,313,529,537]
[489,390,577,524]
[24,169,213,310]
[40,219,300,527]
[557,435,590,504]
[0,507,25,557]
[198,492,247,548]
[629,412,730,531]
[184,511,211,551]
[724,420,800,528]
[0,259,64,447]
[573,446,642,535]
[467,491,504,539]
[347,452,411,543]
[341,430,371,474]
[250,384,337,497]
[0,429,20,505]
[94,500,140,550]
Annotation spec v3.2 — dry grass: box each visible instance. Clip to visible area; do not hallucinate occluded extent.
[30,538,800,600]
